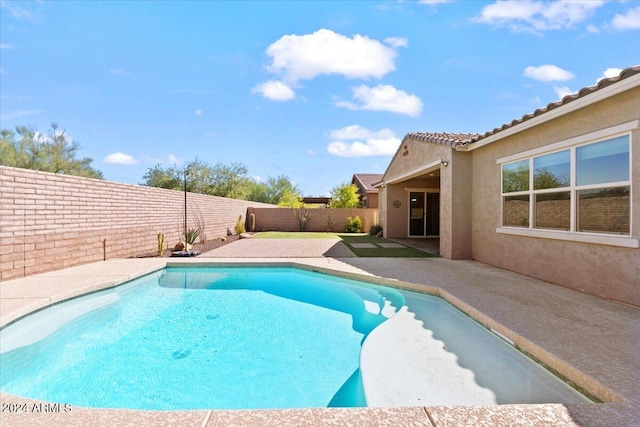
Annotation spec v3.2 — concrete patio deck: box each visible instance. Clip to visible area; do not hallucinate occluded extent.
[0,251,638,426]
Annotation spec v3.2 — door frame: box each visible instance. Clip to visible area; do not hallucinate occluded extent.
[406,187,440,238]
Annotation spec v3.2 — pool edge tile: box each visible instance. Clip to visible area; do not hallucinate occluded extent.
[425,404,578,427]
[206,407,431,427]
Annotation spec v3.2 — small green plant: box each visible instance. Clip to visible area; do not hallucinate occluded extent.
[235,215,246,234]
[369,224,383,236]
[248,213,256,232]
[157,232,165,257]
[184,228,201,246]
[345,216,362,233]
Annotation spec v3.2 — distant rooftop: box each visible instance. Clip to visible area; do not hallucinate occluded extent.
[352,173,384,193]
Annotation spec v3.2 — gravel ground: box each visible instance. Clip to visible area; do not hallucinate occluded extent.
[133,234,241,258]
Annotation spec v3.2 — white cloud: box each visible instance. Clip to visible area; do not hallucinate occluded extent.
[0,109,44,120]
[330,124,377,140]
[264,29,399,83]
[327,126,400,157]
[524,65,574,82]
[384,37,408,48]
[109,68,133,77]
[0,43,16,49]
[307,149,316,156]
[611,6,640,31]
[0,1,42,23]
[598,67,622,82]
[475,0,605,33]
[251,80,296,101]
[144,154,181,166]
[419,0,453,4]
[586,24,600,33]
[104,152,138,165]
[602,68,622,78]
[553,86,574,100]
[336,84,423,117]
[195,109,203,117]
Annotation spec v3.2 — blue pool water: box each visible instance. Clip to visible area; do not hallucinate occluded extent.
[0,267,590,409]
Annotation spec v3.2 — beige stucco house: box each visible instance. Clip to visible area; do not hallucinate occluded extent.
[378,65,640,306]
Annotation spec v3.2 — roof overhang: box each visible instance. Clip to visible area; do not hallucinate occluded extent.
[381,159,442,185]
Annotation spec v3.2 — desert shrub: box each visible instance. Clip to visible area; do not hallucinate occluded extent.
[369,224,383,235]
[184,228,201,245]
[294,208,311,231]
[235,215,246,234]
[157,232,165,256]
[345,216,362,233]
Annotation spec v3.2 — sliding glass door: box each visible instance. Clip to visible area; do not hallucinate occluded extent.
[409,191,439,237]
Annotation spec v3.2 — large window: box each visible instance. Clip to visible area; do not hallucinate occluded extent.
[501,134,631,236]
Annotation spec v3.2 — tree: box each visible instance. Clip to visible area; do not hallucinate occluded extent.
[278,188,303,207]
[142,160,302,205]
[208,162,253,199]
[249,175,302,205]
[141,159,254,199]
[329,182,361,208]
[1,123,103,179]
[264,175,301,205]
[141,163,182,190]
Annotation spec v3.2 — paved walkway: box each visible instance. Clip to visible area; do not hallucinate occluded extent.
[1,246,638,426]
[201,237,356,258]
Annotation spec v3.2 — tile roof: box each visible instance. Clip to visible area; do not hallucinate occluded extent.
[405,65,640,148]
[403,132,480,147]
[352,173,384,193]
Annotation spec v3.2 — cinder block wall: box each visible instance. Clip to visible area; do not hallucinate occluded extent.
[249,207,379,233]
[0,166,275,280]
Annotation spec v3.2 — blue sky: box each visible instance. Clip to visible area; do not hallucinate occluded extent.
[1,0,638,196]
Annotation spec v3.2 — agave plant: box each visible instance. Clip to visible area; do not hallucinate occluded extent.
[184,228,201,246]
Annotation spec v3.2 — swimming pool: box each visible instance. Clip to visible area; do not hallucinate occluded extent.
[0,266,590,409]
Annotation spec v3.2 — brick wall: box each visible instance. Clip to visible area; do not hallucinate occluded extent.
[249,207,379,233]
[0,166,276,280]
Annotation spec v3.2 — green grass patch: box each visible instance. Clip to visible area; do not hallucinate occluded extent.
[253,231,437,257]
[338,234,436,258]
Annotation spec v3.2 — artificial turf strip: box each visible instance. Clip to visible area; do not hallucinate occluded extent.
[252,232,437,257]
[339,234,436,258]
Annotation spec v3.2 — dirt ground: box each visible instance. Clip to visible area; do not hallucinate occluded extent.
[134,234,240,258]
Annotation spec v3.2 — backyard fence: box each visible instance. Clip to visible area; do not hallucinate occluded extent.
[0,166,276,280]
[247,207,378,233]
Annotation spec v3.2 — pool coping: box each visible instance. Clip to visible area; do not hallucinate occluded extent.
[1,257,638,426]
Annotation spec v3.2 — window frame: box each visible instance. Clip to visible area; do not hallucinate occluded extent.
[497,127,636,248]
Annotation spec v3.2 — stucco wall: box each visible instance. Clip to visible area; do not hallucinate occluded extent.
[470,87,640,306]
[449,150,473,259]
[0,166,276,280]
[384,178,439,238]
[380,140,478,259]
